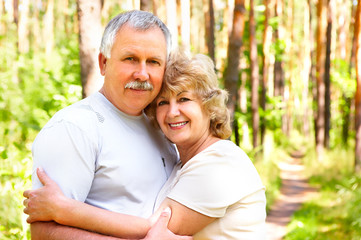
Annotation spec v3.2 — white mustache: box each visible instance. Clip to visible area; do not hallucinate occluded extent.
[125,81,154,91]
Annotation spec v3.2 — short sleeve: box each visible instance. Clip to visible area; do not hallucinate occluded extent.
[167,145,264,218]
[32,120,98,202]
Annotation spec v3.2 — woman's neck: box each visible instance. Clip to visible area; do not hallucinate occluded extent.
[177,135,220,165]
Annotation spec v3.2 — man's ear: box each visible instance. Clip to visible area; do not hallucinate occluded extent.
[98,53,107,76]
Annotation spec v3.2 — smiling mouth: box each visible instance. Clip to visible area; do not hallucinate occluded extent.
[169,122,188,128]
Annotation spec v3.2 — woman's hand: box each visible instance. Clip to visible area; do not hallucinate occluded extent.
[144,208,193,240]
[23,168,67,223]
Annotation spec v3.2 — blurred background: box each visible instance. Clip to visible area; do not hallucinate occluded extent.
[0,0,360,239]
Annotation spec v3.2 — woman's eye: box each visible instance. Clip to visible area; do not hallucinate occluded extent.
[157,100,168,106]
[179,97,190,102]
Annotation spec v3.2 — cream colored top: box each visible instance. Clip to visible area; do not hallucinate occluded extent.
[155,140,266,240]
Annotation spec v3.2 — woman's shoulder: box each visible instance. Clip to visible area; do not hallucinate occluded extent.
[202,140,249,161]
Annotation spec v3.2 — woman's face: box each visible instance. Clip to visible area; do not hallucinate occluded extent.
[156,90,211,148]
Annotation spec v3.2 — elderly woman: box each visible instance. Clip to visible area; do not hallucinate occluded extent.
[23,51,266,240]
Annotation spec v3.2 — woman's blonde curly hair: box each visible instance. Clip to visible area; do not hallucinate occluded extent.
[145,50,232,139]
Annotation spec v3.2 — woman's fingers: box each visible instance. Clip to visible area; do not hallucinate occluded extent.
[36,167,53,186]
[23,198,28,208]
[23,189,31,198]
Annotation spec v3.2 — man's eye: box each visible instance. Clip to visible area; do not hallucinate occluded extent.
[125,57,134,61]
[149,60,160,65]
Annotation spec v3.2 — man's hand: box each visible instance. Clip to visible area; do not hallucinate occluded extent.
[143,208,193,240]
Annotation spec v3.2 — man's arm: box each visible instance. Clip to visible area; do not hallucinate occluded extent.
[30,211,193,240]
[31,118,99,239]
[31,222,120,240]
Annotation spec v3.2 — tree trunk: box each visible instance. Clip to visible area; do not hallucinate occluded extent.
[140,0,153,12]
[302,0,312,137]
[249,0,259,149]
[132,0,140,9]
[44,0,54,56]
[316,0,328,160]
[324,0,332,149]
[283,0,293,137]
[260,0,272,145]
[180,0,190,52]
[204,0,215,63]
[18,0,30,53]
[273,0,284,98]
[11,0,19,84]
[224,0,246,120]
[354,0,361,173]
[32,0,42,51]
[344,3,358,146]
[63,0,70,36]
[241,70,251,148]
[190,0,205,54]
[0,0,5,36]
[13,0,18,26]
[337,1,348,60]
[310,0,318,145]
[342,96,351,146]
[101,0,111,21]
[6,0,14,26]
[166,0,178,50]
[77,0,103,98]
[152,0,158,16]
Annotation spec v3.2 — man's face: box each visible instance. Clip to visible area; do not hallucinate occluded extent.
[99,24,167,116]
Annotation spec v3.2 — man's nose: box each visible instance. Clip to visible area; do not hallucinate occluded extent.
[133,63,149,81]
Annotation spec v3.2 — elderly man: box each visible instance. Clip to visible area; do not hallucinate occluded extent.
[26,10,191,240]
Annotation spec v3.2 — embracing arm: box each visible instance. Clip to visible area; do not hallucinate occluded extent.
[30,211,193,240]
[49,197,150,239]
[31,221,121,240]
[25,168,150,239]
[151,198,216,236]
[24,168,193,240]
[30,210,193,240]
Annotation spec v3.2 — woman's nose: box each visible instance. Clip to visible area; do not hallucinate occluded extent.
[168,102,180,117]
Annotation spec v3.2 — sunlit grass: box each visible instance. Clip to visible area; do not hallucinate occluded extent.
[254,155,282,212]
[252,132,289,211]
[284,146,361,240]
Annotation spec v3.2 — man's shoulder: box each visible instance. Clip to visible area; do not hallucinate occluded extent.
[49,95,104,127]
[33,96,104,148]
[32,97,105,147]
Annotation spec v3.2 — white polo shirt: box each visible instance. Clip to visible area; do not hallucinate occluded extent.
[32,92,178,218]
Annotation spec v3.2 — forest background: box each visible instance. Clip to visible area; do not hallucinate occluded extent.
[1,0,361,239]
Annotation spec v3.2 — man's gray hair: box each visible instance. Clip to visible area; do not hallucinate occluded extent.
[100,10,172,59]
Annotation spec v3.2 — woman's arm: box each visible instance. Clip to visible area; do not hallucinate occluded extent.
[24,168,150,239]
[150,198,216,236]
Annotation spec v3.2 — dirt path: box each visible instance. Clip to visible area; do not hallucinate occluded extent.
[265,155,317,240]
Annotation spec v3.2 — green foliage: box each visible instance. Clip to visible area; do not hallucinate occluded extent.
[329,58,356,148]
[0,23,81,239]
[259,95,285,131]
[331,59,356,99]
